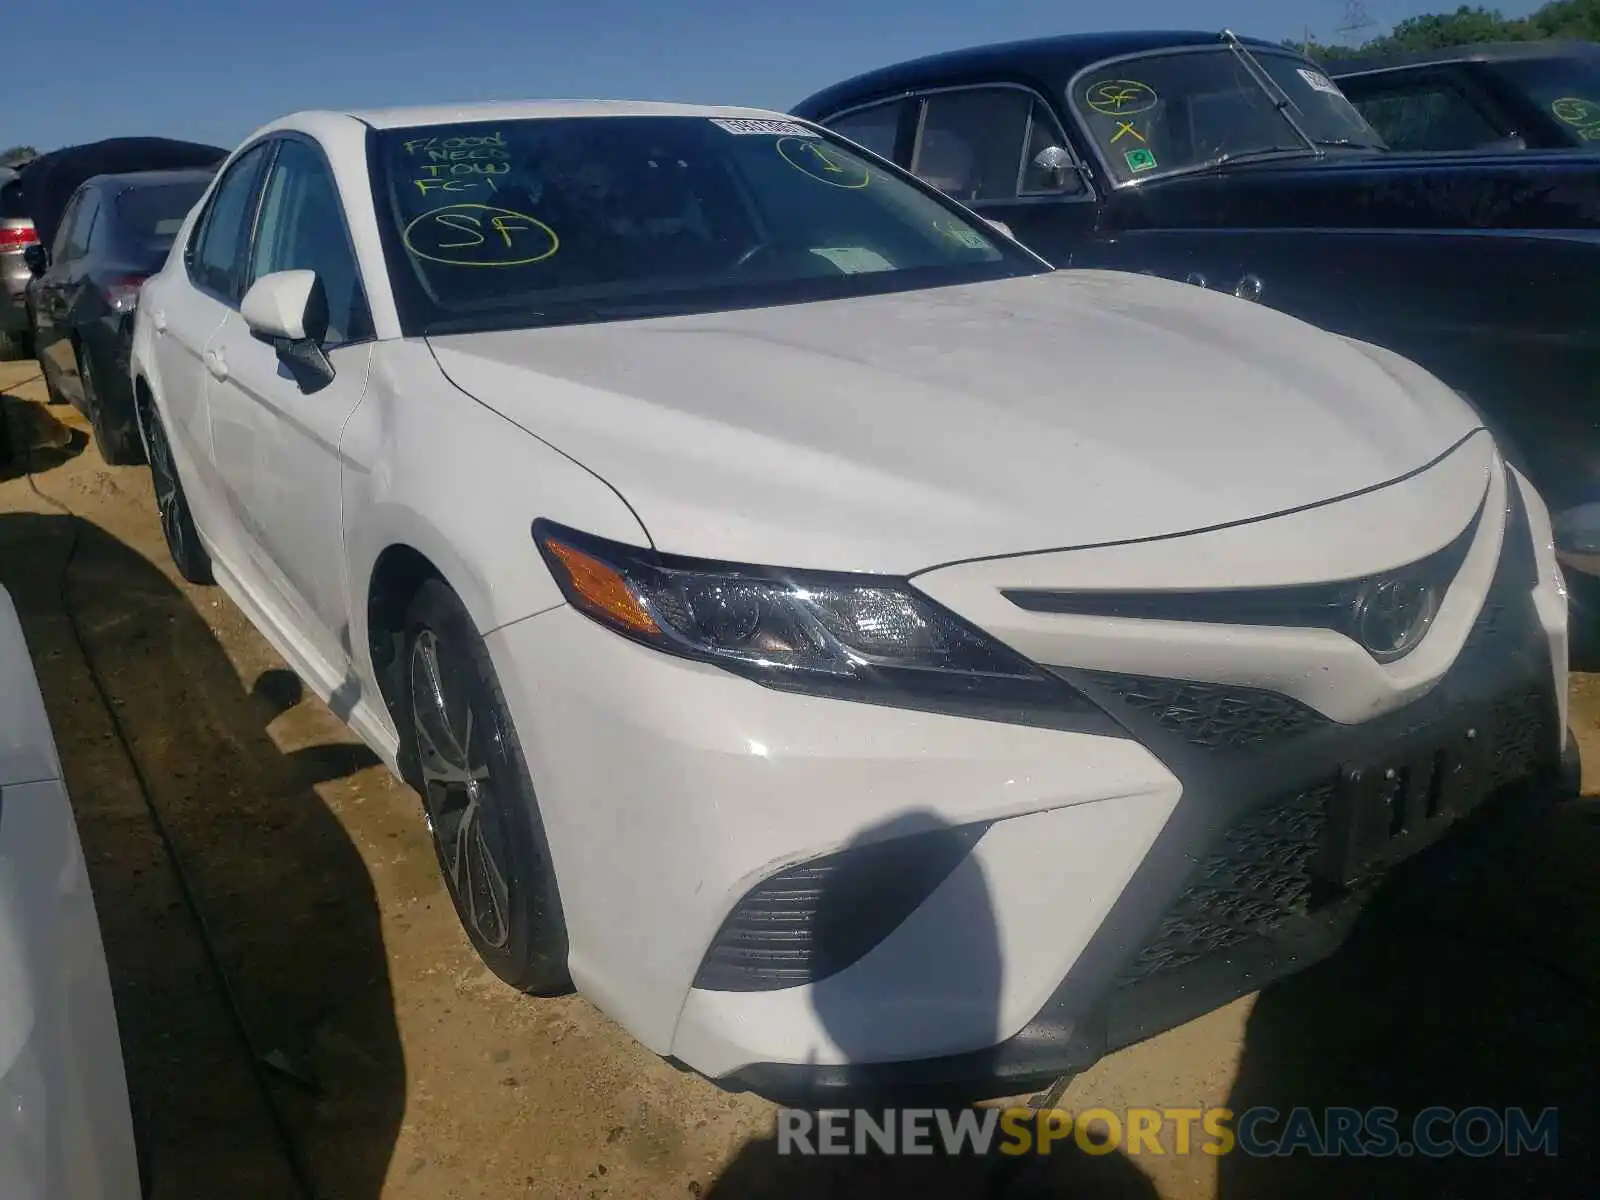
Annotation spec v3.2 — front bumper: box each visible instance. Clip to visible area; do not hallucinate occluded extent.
[486,467,1571,1104]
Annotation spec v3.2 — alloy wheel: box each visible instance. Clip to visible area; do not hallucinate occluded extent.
[410,629,513,950]
[144,410,187,562]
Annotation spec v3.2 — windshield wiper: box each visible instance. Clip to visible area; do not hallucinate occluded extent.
[1219,29,1320,156]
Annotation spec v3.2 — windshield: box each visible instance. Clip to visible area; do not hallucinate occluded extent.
[370,115,1045,335]
[1072,46,1386,183]
[114,180,210,256]
[1492,55,1600,146]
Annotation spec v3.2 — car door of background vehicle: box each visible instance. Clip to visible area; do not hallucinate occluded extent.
[205,133,375,680]
[146,141,273,512]
[32,189,97,406]
[822,86,1101,260]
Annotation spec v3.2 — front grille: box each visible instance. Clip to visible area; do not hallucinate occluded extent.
[1080,672,1326,751]
[1115,687,1553,991]
[1115,784,1331,986]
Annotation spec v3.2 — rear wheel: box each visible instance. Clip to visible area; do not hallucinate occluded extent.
[81,346,145,465]
[140,393,212,584]
[403,579,571,993]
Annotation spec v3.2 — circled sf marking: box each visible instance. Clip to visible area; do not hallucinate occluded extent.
[1085,80,1158,116]
[777,137,870,188]
[402,204,558,267]
[1552,96,1600,128]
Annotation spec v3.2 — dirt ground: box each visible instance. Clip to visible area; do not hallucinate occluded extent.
[1,358,1596,1199]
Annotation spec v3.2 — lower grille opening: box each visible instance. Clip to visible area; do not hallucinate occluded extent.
[693,822,988,993]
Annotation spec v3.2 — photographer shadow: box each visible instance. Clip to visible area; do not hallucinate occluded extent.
[1220,785,1599,1197]
[0,510,403,1198]
[706,810,1159,1199]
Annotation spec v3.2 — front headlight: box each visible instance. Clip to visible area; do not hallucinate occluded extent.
[533,520,1099,722]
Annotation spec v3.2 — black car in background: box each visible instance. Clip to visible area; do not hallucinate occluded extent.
[25,169,215,463]
[1331,40,1600,152]
[792,30,1600,613]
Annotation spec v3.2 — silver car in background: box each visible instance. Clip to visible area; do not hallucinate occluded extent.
[0,167,38,358]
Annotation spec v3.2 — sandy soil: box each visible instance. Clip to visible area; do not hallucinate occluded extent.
[1,358,1594,1199]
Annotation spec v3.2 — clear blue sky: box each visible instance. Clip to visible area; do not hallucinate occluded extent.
[4,0,1546,153]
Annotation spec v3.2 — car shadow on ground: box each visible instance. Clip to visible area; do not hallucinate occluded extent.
[705,811,1160,1199]
[1219,782,1599,1197]
[0,510,404,1199]
[0,381,86,482]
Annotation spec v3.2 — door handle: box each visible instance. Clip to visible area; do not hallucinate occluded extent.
[204,348,228,381]
[151,309,167,335]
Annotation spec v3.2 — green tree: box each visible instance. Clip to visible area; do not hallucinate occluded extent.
[1526,0,1600,39]
[0,145,38,168]
[1376,5,1532,52]
[1297,0,1600,61]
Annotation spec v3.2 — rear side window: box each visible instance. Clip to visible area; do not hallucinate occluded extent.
[1343,75,1505,151]
[190,143,271,301]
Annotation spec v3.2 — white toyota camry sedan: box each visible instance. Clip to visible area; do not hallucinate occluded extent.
[129,100,1574,1103]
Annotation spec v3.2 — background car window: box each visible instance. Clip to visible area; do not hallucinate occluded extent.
[114,181,211,260]
[826,102,905,160]
[191,143,270,301]
[248,139,372,344]
[58,192,100,262]
[1347,80,1504,151]
[1018,100,1087,196]
[1480,55,1600,144]
[50,192,84,261]
[912,89,1033,202]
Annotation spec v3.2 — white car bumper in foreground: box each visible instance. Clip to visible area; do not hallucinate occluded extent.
[0,590,140,1198]
[486,454,1572,1104]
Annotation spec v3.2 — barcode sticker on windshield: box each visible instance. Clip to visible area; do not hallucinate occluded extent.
[1297,68,1343,96]
[710,118,819,137]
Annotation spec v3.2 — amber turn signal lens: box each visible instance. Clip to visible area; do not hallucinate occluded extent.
[544,539,661,636]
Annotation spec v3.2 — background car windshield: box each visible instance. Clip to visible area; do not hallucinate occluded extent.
[1492,55,1600,144]
[1074,48,1384,183]
[372,116,1042,333]
[115,181,209,255]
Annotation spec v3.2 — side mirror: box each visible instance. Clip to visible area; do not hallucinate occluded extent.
[985,218,1015,239]
[241,269,334,391]
[22,243,47,277]
[242,269,325,343]
[1031,145,1075,189]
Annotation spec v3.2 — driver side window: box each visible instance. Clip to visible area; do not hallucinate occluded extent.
[248,139,373,345]
[910,88,1086,203]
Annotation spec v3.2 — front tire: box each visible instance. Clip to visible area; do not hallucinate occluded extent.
[140,393,212,584]
[403,579,571,994]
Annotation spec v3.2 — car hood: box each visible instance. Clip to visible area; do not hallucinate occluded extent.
[427,270,1481,573]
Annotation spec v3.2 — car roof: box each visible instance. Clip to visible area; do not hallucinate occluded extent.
[82,167,218,192]
[1329,39,1600,76]
[319,99,800,131]
[792,29,1288,116]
